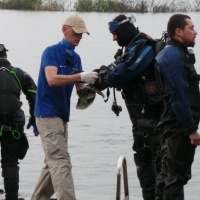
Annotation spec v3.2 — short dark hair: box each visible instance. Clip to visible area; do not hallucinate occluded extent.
[167,14,191,38]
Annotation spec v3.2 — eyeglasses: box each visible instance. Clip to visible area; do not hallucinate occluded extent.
[108,15,136,33]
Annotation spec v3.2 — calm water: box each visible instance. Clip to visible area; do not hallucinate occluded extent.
[0,10,200,200]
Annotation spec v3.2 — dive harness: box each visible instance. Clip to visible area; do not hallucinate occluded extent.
[0,66,22,139]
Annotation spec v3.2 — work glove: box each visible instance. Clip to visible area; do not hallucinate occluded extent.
[27,117,39,136]
[80,71,98,84]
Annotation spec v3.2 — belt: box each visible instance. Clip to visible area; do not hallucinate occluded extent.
[1,125,13,131]
[0,124,21,139]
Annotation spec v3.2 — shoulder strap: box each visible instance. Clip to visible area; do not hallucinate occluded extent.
[0,66,22,90]
[154,31,169,55]
[125,39,148,65]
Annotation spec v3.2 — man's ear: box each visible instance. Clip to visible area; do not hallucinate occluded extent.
[62,25,68,34]
[175,28,183,37]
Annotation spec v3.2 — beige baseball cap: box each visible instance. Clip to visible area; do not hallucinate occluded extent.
[63,14,90,35]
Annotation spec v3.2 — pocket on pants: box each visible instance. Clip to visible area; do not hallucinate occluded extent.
[137,119,156,149]
[18,133,29,160]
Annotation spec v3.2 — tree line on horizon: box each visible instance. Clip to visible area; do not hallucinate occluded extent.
[0,0,200,12]
[74,0,200,12]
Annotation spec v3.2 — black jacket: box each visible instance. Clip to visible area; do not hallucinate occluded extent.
[0,59,37,130]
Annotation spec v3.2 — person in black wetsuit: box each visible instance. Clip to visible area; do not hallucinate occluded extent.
[155,14,200,200]
[0,44,38,200]
[94,14,164,199]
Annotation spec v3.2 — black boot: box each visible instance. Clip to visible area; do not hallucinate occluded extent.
[2,165,19,200]
[134,154,157,200]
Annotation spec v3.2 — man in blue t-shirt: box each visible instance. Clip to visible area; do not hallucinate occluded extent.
[31,15,98,200]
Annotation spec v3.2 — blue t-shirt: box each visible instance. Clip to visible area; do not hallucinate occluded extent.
[34,41,82,122]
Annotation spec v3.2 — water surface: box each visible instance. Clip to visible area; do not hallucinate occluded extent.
[0,10,200,200]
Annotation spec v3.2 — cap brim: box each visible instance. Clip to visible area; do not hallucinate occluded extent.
[72,27,90,35]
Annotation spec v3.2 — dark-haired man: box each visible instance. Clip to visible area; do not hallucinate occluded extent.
[95,14,164,199]
[155,14,200,200]
[0,44,37,200]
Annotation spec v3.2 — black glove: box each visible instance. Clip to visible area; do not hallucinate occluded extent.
[114,48,123,60]
[94,65,110,91]
[27,117,39,136]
